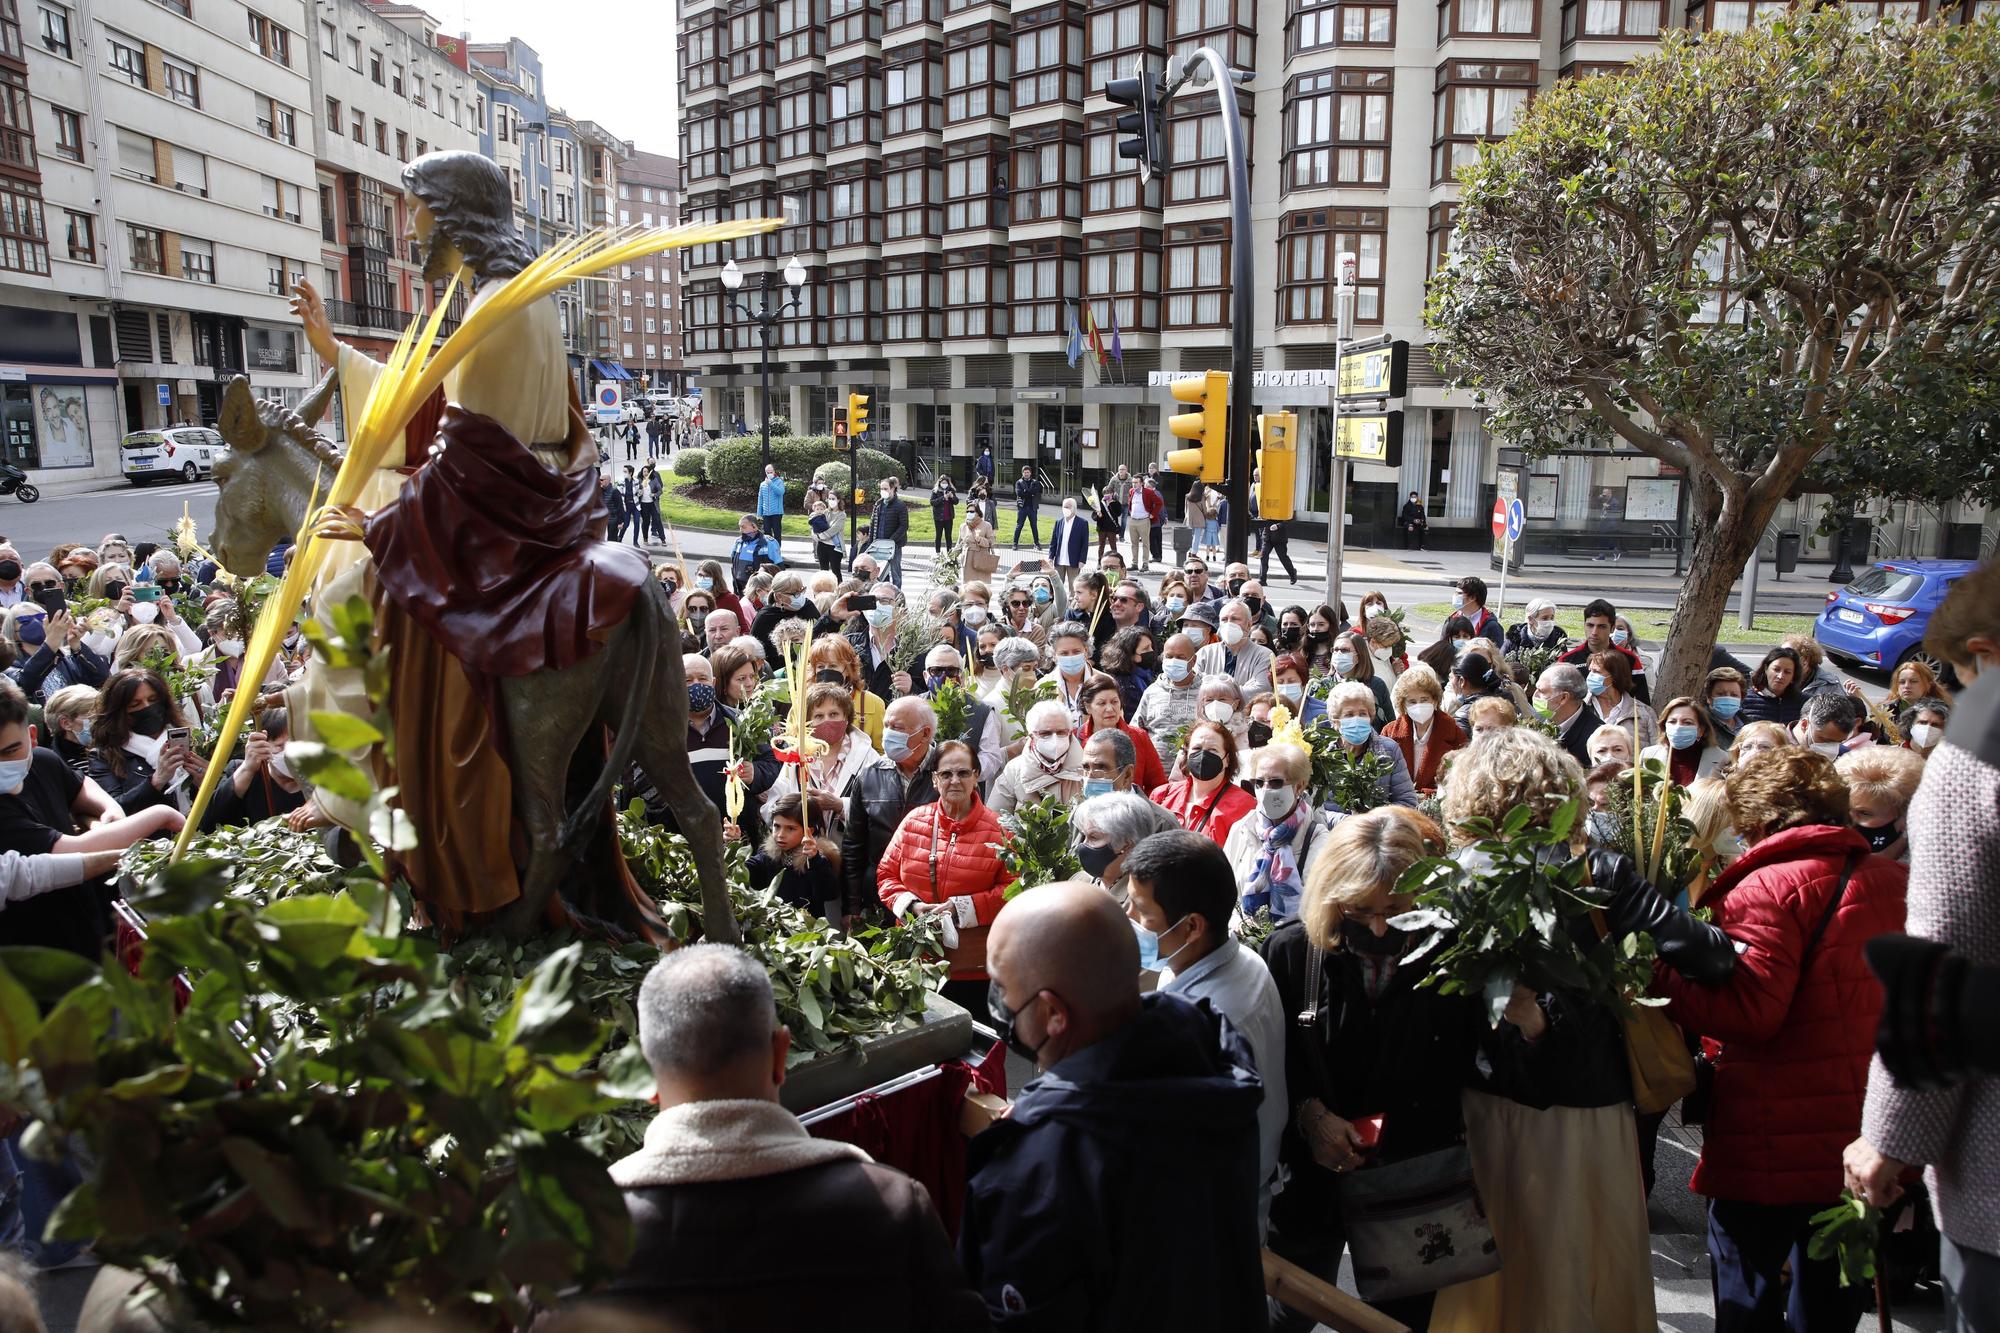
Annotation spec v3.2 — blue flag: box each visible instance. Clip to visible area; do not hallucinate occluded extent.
[1065,303,1085,368]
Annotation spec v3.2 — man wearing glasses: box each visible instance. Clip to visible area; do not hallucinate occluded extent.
[1182,559,1212,606]
[1109,581,1153,635]
[922,645,1005,787]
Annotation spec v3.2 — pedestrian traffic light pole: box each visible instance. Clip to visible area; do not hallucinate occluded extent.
[720,255,808,471]
[1325,271,1356,616]
[1112,49,1255,562]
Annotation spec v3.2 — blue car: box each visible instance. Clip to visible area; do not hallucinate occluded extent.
[1812,559,1975,679]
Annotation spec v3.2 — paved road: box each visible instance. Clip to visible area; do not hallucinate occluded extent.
[2,479,218,564]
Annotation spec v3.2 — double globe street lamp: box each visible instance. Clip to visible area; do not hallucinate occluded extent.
[720,255,809,470]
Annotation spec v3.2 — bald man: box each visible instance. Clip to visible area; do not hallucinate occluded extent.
[961,880,1266,1330]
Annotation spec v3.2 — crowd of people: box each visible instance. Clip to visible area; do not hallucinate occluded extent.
[2,476,1996,1333]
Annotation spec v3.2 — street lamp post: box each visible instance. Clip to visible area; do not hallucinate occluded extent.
[721,255,808,471]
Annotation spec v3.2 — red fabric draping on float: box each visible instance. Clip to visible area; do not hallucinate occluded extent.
[806,1041,1007,1241]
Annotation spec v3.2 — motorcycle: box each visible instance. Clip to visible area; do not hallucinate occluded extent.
[0,462,39,503]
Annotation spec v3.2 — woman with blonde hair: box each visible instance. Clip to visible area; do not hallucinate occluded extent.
[1836,744,1925,863]
[1887,657,1952,708]
[1680,777,1740,906]
[41,682,100,774]
[806,631,886,750]
[1259,806,1481,1332]
[1382,662,1466,796]
[1426,729,1735,1333]
[1728,719,1795,770]
[1223,741,1329,922]
[1463,694,1518,741]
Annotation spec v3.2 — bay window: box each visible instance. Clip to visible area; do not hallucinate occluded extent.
[885,254,943,341]
[1168,94,1247,205]
[1086,1,1165,94]
[1009,236,1080,336]
[684,107,725,183]
[776,76,828,162]
[829,0,880,47]
[885,41,942,136]
[1277,207,1384,326]
[1011,122,1083,224]
[1084,228,1160,335]
[728,185,776,261]
[778,277,825,350]
[1689,0,1787,26]
[1169,0,1255,70]
[945,136,1007,231]
[727,3,772,79]
[775,0,825,63]
[685,281,723,355]
[727,92,770,172]
[1439,0,1537,36]
[828,161,883,247]
[1014,5,1083,111]
[1165,221,1228,329]
[887,0,942,29]
[828,260,884,344]
[945,25,1011,122]
[686,13,724,94]
[1286,69,1390,190]
[1561,0,1662,38]
[946,247,1010,338]
[884,148,943,240]
[1432,60,1535,183]
[1289,0,1395,52]
[829,59,882,150]
[1086,111,1160,214]
[1427,202,1458,276]
[775,173,829,252]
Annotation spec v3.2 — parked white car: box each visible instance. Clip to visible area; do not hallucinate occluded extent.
[120,426,227,485]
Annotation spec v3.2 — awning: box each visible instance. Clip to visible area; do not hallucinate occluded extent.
[589,359,637,381]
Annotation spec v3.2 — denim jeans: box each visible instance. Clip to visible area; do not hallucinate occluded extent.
[1,1129,85,1267]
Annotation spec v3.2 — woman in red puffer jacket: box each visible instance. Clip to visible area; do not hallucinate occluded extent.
[1656,747,1907,1333]
[877,740,1016,1014]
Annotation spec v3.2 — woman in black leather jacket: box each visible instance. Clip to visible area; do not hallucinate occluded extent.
[1426,728,1736,1333]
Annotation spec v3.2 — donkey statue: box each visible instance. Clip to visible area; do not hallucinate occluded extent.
[207,372,738,944]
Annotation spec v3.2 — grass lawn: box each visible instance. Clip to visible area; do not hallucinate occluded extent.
[1407,603,1820,647]
[655,473,1022,545]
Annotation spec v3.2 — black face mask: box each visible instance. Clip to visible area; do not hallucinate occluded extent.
[1227,578,1246,597]
[814,668,848,686]
[1074,839,1120,880]
[976,651,995,669]
[0,560,19,582]
[1247,720,1273,749]
[1186,748,1225,782]
[130,701,170,739]
[158,578,181,595]
[1341,918,1409,958]
[1860,821,1900,853]
[1244,596,1265,618]
[987,980,1048,1067]
[1279,626,1303,648]
[1139,652,1162,674]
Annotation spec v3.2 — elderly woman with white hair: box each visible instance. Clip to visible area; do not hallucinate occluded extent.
[1071,789,1180,895]
[1426,728,1735,1333]
[1325,681,1419,812]
[988,697,1086,820]
[1223,741,1332,922]
[1506,597,1569,657]
[748,569,816,663]
[983,635,1045,762]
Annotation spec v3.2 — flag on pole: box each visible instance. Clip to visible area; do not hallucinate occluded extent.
[1081,301,1107,364]
[1065,303,1085,368]
[1108,304,1125,363]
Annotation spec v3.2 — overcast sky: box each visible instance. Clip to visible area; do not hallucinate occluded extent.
[436,0,679,156]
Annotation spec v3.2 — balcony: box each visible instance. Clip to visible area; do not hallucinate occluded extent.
[325,300,412,334]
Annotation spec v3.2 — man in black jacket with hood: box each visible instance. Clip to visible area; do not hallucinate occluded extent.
[965,880,1266,1330]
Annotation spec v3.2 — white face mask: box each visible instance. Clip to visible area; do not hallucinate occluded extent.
[1535,617,1556,635]
[128,603,159,624]
[962,605,988,626]
[270,754,294,782]
[1406,700,1436,726]
[1909,722,1941,751]
[1034,734,1070,762]
[84,631,116,657]
[215,638,245,659]
[1809,740,1843,759]
[1219,623,1246,647]
[1257,784,1296,821]
[1203,701,1235,725]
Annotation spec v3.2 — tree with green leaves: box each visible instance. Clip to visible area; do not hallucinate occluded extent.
[1426,12,2000,702]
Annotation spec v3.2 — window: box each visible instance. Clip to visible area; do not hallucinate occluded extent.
[1167,96,1236,204]
[729,4,773,78]
[1166,221,1228,327]
[150,0,190,14]
[64,209,93,262]
[170,143,206,196]
[267,253,289,294]
[107,33,146,84]
[729,94,770,171]
[1433,61,1534,181]
[774,78,826,161]
[263,176,300,222]
[1697,0,1786,26]
[1840,0,1922,23]
[1440,0,1537,35]
[162,58,200,108]
[1562,0,1662,37]
[1084,230,1160,335]
[884,149,942,241]
[321,20,337,56]
[1428,202,1458,275]
[370,50,384,83]
[1086,113,1159,213]
[884,255,941,342]
[391,62,403,95]
[396,130,408,161]
[1009,237,1077,335]
[1693,232,1751,325]
[946,139,1006,230]
[1014,7,1082,110]
[248,12,290,65]
[0,66,29,173]
[259,97,297,145]
[1170,0,1255,69]
[945,29,1010,122]
[128,224,165,274]
[945,247,1008,338]
[325,96,341,133]
[1278,208,1384,325]
[828,0,879,47]
[884,45,939,136]
[36,3,68,57]
[350,109,364,143]
[374,119,388,153]
[346,35,361,70]
[0,177,48,276]
[827,163,882,247]
[1086,2,1163,92]
[51,107,81,162]
[1288,70,1390,190]
[1011,123,1082,224]
[886,0,941,26]
[1290,0,1395,51]
[180,237,214,284]
[776,0,825,63]
[116,127,156,182]
[828,59,881,151]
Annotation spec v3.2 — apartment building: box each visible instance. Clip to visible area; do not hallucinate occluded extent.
[572,118,639,389]
[305,0,478,440]
[613,148,685,394]
[676,0,1998,555]
[2,0,317,485]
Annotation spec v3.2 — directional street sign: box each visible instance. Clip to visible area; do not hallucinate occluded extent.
[1491,498,1511,540]
[1333,411,1401,462]
[1336,339,1410,401]
[1506,497,1526,543]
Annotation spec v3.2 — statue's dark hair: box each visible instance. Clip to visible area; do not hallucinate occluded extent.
[402,151,535,283]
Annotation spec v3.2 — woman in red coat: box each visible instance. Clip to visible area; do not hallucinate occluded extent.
[1151,719,1255,848]
[1077,673,1168,794]
[1378,663,1466,796]
[1656,747,1907,1333]
[877,740,1017,1014]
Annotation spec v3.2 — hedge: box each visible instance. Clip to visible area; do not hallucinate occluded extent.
[812,451,903,500]
[671,447,709,483]
[706,435,904,500]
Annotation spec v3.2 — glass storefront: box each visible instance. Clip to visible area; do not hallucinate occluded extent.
[2,383,93,469]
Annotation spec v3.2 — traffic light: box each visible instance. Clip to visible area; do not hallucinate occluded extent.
[848,392,870,441]
[1256,411,1299,523]
[1165,370,1229,484]
[1104,71,1167,185]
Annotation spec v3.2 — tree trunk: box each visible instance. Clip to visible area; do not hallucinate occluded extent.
[1654,477,1781,704]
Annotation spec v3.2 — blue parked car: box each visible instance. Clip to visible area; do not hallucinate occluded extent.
[1813,559,1975,680]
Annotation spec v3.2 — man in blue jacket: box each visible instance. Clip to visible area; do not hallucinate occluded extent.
[965,880,1266,1330]
[757,464,787,540]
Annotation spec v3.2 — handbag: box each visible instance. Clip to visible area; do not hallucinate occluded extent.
[1680,852,1857,1126]
[1583,855,1697,1115]
[1295,942,1502,1302]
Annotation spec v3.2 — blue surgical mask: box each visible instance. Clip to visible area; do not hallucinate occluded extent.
[0,756,27,795]
[883,727,914,762]
[77,720,92,747]
[696,575,715,591]
[1165,596,1185,613]
[16,617,44,647]
[1331,651,1356,675]
[1081,777,1114,799]
[1667,723,1701,751]
[1276,682,1303,705]
[865,607,895,629]
[792,592,811,611]
[1711,695,1742,719]
[1338,716,1374,746]
[1057,653,1086,677]
[1131,914,1192,973]
[1032,587,1052,606]
[1163,657,1190,683]
[1586,673,1608,697]
[1611,629,1630,647]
